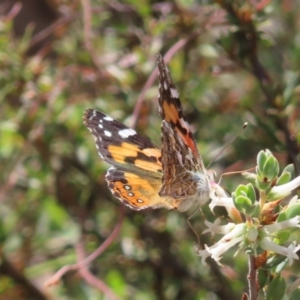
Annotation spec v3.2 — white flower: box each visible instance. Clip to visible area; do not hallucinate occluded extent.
[198,223,246,265]
[198,216,300,266]
[288,195,300,206]
[202,219,235,236]
[198,174,300,266]
[256,216,300,266]
[196,248,211,266]
[205,235,244,265]
[263,216,300,233]
[209,183,234,211]
[259,239,300,266]
[269,176,300,199]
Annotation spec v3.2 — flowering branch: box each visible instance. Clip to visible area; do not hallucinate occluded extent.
[199,149,300,299]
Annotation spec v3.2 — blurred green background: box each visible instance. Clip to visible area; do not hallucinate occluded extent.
[0,0,299,299]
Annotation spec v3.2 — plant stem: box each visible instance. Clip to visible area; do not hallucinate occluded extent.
[248,254,258,300]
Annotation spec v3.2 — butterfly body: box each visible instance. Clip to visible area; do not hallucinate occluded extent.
[83,54,211,212]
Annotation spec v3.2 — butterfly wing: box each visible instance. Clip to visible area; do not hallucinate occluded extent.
[156,54,210,211]
[83,109,161,173]
[106,168,173,210]
[83,55,212,212]
[83,109,174,210]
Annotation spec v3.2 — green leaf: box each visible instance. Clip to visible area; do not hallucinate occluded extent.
[277,204,300,222]
[234,195,252,211]
[257,150,268,176]
[263,255,287,270]
[263,156,279,180]
[275,258,289,274]
[242,172,257,185]
[277,172,291,186]
[291,287,300,300]
[266,275,286,300]
[274,230,290,244]
[258,269,268,289]
[249,203,260,218]
[246,183,256,203]
[282,164,295,179]
[256,179,272,191]
[236,184,249,196]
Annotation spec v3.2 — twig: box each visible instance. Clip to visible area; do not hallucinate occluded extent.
[29,6,106,50]
[247,254,257,300]
[29,14,75,49]
[2,2,22,20]
[45,204,125,286]
[76,241,121,300]
[80,0,106,74]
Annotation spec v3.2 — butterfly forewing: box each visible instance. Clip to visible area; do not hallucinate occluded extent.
[157,54,210,209]
[83,109,162,175]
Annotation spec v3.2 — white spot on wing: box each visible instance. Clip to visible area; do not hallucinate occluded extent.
[104,130,112,137]
[170,88,179,98]
[98,124,103,128]
[104,116,113,121]
[164,81,168,90]
[118,128,136,138]
[179,118,189,129]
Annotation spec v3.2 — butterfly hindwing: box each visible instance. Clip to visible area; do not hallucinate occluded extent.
[106,167,173,210]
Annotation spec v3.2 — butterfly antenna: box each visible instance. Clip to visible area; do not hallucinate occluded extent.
[207,122,248,169]
[218,167,255,185]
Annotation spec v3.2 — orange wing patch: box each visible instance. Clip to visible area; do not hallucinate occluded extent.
[108,143,162,173]
[106,169,173,210]
[162,101,180,124]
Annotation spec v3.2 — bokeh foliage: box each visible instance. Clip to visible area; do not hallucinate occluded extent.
[0,1,299,299]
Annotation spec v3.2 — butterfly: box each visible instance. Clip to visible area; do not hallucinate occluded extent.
[83,54,212,211]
